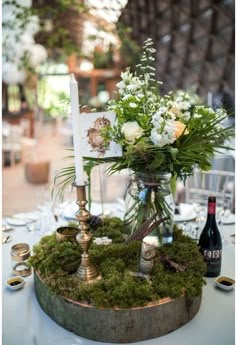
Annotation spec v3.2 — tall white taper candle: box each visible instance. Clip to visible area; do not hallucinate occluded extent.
[69,74,85,185]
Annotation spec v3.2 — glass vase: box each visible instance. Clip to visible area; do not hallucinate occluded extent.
[124,172,174,245]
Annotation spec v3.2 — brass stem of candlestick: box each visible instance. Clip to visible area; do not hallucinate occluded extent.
[73,183,99,282]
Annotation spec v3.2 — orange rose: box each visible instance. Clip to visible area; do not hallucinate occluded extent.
[174,121,189,138]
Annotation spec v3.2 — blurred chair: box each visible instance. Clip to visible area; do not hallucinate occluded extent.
[2,121,38,166]
[2,122,23,166]
[185,168,235,213]
[211,154,235,173]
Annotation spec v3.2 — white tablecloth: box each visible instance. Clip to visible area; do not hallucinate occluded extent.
[2,213,235,345]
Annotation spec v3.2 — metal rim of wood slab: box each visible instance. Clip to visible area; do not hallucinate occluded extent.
[34,271,202,343]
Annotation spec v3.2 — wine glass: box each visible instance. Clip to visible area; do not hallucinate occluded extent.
[26,214,41,235]
[216,192,231,246]
[37,207,58,235]
[52,182,76,223]
[190,195,207,241]
[181,221,193,237]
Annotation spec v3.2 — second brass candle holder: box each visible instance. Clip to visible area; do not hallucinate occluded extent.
[73,183,100,282]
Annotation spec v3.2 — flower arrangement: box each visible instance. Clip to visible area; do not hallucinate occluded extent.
[105,38,232,179]
[97,37,233,239]
[54,38,233,240]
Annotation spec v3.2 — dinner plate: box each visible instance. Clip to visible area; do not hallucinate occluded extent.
[174,212,196,223]
[6,213,39,227]
[6,217,26,227]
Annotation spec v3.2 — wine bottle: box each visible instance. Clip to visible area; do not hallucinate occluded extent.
[198,196,222,277]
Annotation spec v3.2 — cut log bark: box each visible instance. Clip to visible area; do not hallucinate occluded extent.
[34,271,202,343]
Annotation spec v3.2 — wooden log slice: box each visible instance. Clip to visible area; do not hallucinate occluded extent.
[34,271,202,343]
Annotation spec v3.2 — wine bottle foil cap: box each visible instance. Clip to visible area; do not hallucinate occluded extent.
[208,202,216,214]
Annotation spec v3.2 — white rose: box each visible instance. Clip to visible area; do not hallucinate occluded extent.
[121,121,144,143]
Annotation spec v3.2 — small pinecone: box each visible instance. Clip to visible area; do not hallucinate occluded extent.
[88,215,103,231]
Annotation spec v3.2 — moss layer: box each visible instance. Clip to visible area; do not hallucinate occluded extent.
[29,218,206,308]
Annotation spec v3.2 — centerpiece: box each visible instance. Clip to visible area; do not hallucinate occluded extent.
[33,38,233,342]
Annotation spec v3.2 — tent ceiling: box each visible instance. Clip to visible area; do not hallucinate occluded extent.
[118,0,235,99]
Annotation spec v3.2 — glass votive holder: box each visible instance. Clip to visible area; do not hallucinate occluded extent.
[11,243,32,276]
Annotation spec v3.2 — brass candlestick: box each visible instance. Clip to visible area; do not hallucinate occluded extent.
[73,183,100,282]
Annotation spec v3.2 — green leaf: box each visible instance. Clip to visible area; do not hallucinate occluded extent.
[169,147,179,160]
[170,175,177,196]
[147,152,165,169]
[199,161,212,171]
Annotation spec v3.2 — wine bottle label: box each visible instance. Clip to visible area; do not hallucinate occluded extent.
[202,248,222,276]
[208,202,216,214]
[203,249,222,260]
